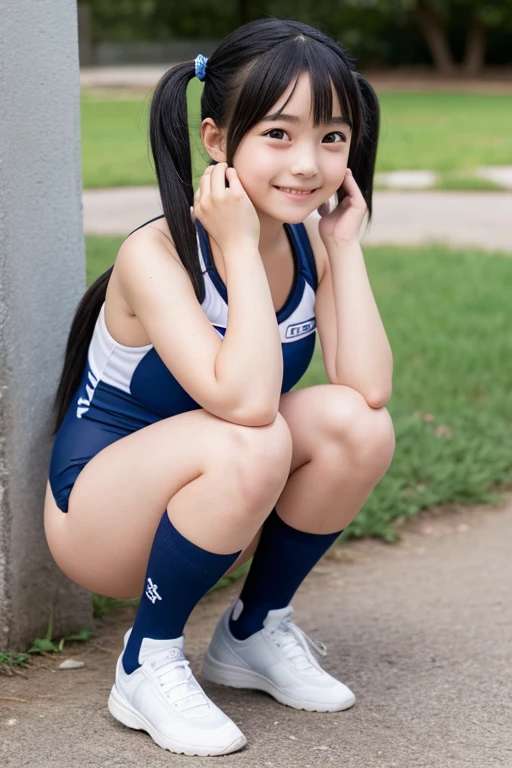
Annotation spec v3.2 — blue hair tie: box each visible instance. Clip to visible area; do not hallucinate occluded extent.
[194,54,208,82]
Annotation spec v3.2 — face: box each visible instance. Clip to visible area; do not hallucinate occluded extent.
[231,72,352,224]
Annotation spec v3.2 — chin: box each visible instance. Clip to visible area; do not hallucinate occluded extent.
[285,211,314,225]
[283,207,319,225]
[258,204,318,226]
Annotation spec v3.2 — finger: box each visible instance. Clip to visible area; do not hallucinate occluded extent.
[344,170,368,212]
[225,167,245,194]
[211,162,228,198]
[198,165,214,198]
[342,168,362,196]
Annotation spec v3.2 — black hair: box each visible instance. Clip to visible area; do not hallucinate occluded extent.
[52,17,380,432]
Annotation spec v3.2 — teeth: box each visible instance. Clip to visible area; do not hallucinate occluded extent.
[278,187,313,195]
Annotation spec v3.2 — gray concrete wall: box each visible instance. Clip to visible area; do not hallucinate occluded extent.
[0,0,93,651]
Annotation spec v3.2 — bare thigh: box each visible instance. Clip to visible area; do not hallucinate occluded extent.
[44,409,293,599]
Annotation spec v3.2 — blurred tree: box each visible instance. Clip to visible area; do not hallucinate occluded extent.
[80,0,512,70]
[240,0,512,72]
[342,0,512,74]
[239,0,253,24]
[84,0,240,39]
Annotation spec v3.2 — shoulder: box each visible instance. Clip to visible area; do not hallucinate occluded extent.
[122,217,179,260]
[302,211,328,284]
[116,219,185,278]
[113,219,193,309]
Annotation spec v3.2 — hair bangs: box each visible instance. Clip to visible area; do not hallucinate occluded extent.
[226,41,309,161]
[226,35,364,164]
[304,45,362,151]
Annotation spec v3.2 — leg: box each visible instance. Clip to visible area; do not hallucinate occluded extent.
[45,408,293,756]
[227,384,395,635]
[45,408,293,598]
[276,383,396,533]
[221,382,395,577]
[202,385,394,712]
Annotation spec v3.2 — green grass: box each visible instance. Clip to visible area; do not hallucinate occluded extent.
[85,235,512,542]
[81,88,512,189]
[377,92,512,173]
[435,173,503,192]
[302,245,512,540]
[375,173,504,192]
[81,90,155,188]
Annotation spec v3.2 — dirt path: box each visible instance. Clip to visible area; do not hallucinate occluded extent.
[80,66,512,95]
[82,187,512,252]
[2,494,511,767]
[363,68,512,94]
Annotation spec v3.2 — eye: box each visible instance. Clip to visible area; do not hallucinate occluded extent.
[264,129,289,140]
[323,132,346,144]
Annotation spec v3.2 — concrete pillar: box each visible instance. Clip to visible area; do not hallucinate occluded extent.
[0,1,93,650]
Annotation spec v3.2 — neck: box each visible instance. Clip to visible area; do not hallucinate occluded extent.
[256,209,287,262]
[208,209,290,271]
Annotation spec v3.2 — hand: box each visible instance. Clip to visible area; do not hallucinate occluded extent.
[193,163,260,254]
[317,169,368,246]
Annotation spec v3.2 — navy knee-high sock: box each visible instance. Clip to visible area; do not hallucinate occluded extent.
[229,507,343,641]
[123,511,241,674]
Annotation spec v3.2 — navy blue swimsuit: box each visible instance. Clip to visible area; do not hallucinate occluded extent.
[49,216,318,512]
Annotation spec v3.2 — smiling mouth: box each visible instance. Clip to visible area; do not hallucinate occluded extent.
[275,186,318,196]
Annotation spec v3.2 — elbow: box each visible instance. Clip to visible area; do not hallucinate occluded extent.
[228,401,280,427]
[365,388,392,409]
[243,409,280,427]
[364,368,394,409]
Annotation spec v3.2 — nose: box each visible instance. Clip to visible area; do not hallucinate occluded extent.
[290,146,319,179]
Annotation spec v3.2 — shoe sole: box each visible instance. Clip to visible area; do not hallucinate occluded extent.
[107,683,247,756]
[201,652,356,713]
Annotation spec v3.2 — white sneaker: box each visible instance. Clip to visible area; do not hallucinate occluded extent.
[201,601,356,713]
[108,628,247,756]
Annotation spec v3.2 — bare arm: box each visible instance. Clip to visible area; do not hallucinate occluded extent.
[310,170,393,407]
[213,238,283,422]
[318,237,393,407]
[118,228,282,425]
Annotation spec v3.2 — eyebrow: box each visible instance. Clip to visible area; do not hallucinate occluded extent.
[262,112,353,129]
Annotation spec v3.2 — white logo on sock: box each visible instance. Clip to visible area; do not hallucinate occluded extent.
[146,577,162,604]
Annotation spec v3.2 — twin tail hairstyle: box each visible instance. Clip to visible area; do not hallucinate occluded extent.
[53,17,380,432]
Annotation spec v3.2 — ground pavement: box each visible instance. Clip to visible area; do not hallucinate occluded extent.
[82,187,512,251]
[80,65,512,94]
[2,496,511,767]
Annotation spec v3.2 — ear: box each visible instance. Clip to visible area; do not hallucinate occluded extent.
[201,118,227,163]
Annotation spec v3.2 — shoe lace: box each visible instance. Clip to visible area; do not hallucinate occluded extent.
[149,652,211,716]
[268,620,328,673]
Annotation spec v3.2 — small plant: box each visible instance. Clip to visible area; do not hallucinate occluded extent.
[0,652,31,672]
[0,616,96,674]
[27,615,96,655]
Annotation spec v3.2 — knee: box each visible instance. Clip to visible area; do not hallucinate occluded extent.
[320,385,395,473]
[222,413,293,513]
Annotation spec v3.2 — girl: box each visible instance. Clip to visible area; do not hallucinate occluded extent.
[44,17,394,758]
